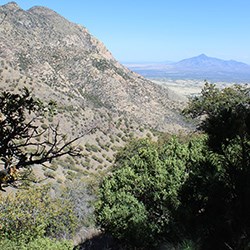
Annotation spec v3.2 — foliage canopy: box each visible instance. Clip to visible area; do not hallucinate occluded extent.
[95,83,250,249]
[180,83,250,249]
[95,137,204,247]
[0,185,76,244]
[183,82,250,151]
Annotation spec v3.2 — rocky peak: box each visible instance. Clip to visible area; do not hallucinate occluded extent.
[28,5,70,24]
[2,1,20,11]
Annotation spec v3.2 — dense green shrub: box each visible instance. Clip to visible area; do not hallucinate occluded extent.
[0,237,74,250]
[180,83,250,249]
[95,83,250,249]
[183,82,250,152]
[85,143,100,152]
[0,185,77,243]
[95,137,203,248]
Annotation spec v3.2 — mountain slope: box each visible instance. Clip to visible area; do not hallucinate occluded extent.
[0,2,188,177]
[0,2,187,131]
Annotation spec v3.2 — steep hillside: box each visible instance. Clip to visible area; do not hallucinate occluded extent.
[0,2,186,129]
[0,2,188,180]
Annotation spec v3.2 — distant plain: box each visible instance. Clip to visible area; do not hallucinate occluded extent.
[151,78,237,98]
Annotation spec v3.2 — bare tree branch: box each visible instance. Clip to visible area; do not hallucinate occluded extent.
[0,89,97,191]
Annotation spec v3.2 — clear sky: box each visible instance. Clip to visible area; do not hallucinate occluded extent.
[1,0,250,64]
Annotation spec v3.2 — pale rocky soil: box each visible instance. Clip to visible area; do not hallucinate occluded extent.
[153,79,202,97]
[152,78,245,98]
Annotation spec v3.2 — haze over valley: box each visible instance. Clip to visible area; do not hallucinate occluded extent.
[124,54,250,82]
[123,54,250,96]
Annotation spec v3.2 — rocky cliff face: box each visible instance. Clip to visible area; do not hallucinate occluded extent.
[0,2,186,132]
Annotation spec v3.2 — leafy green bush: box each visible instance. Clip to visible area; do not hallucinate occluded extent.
[94,83,250,249]
[0,237,74,250]
[180,83,250,249]
[95,138,202,248]
[183,82,250,152]
[85,143,100,152]
[0,185,77,243]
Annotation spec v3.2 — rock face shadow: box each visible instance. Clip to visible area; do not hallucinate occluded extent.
[75,233,124,250]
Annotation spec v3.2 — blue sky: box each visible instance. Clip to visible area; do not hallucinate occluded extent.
[1,0,250,63]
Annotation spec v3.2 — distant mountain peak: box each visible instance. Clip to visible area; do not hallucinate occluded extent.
[176,54,250,69]
[127,54,250,82]
[197,53,208,58]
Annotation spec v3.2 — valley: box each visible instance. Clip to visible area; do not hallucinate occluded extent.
[151,78,239,98]
[124,54,250,83]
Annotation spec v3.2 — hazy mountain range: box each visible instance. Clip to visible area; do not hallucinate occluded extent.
[124,54,250,82]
